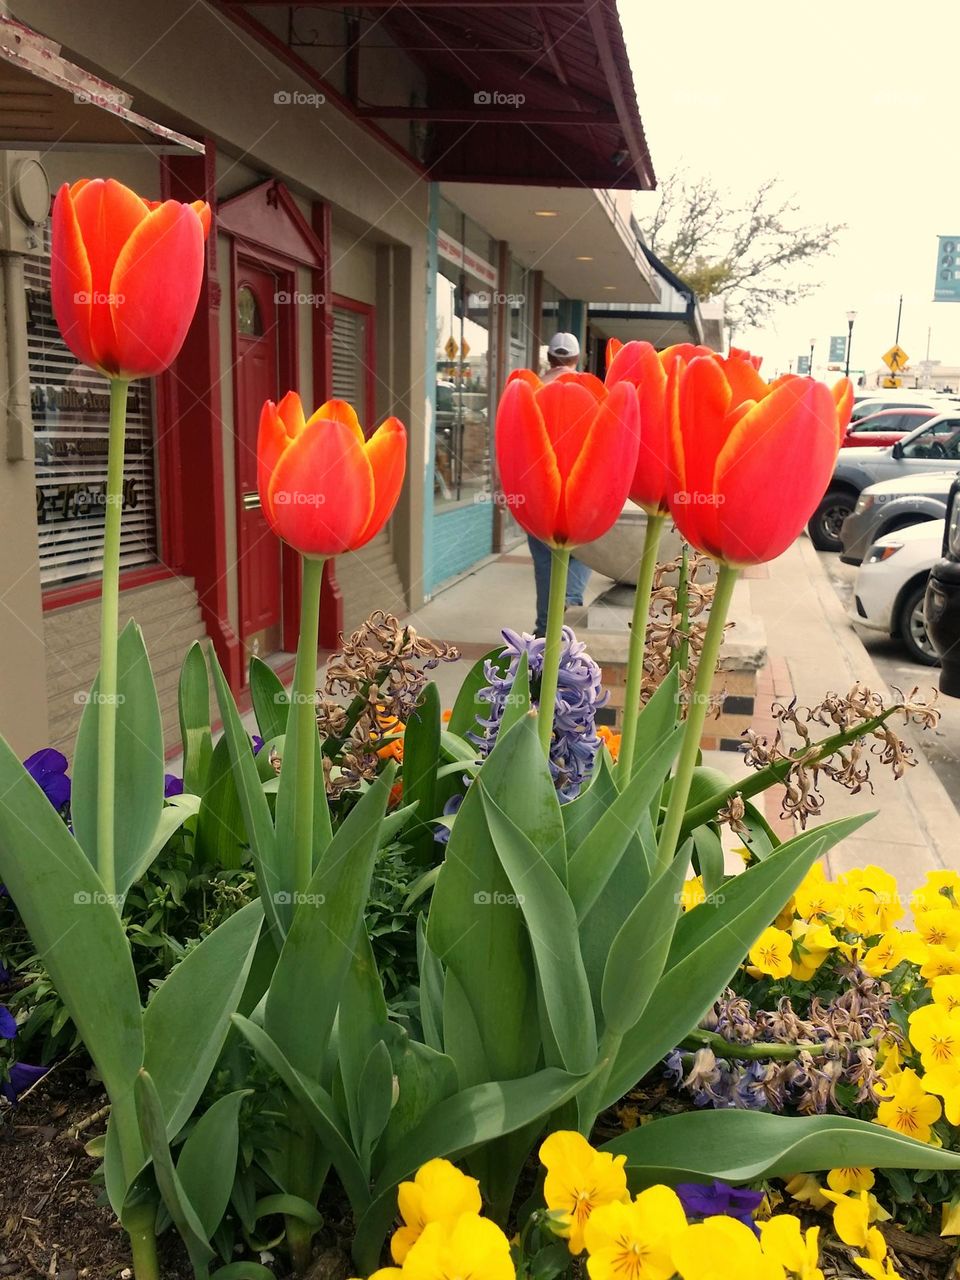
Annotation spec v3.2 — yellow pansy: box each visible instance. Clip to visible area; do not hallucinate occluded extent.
[853,1227,905,1280]
[680,877,707,912]
[908,1004,960,1071]
[919,1062,960,1126]
[862,931,910,977]
[875,1068,942,1142]
[920,945,960,980]
[391,1158,482,1263]
[350,1270,402,1280]
[783,1174,829,1210]
[842,866,904,930]
[584,1186,687,1280]
[827,1167,875,1193]
[540,1130,629,1255]
[931,974,960,1011]
[758,1216,823,1280]
[790,920,837,980]
[748,926,794,980]
[402,1215,513,1280]
[911,871,960,916]
[821,1190,871,1248]
[876,1039,903,1084]
[841,888,882,939]
[672,1215,784,1280]
[915,908,960,950]
[794,864,842,924]
[941,1196,960,1237]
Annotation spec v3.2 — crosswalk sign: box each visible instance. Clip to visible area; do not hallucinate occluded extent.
[882,344,909,373]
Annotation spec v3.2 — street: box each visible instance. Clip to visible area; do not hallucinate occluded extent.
[818,550,960,814]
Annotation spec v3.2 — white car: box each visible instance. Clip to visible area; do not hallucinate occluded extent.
[851,520,945,665]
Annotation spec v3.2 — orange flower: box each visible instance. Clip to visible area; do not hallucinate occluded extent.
[597,725,621,761]
[494,369,639,547]
[258,393,406,557]
[667,353,852,565]
[51,178,210,378]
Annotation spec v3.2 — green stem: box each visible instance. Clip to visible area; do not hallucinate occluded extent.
[125,1202,161,1280]
[537,546,571,756]
[292,555,325,897]
[617,513,665,781]
[657,563,739,873]
[96,378,129,901]
[681,1029,875,1061]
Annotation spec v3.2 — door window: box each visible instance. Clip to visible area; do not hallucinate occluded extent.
[901,419,960,460]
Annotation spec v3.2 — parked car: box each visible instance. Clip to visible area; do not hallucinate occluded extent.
[924,475,960,695]
[808,411,960,551]
[849,391,960,425]
[839,471,957,565]
[851,519,943,665]
[841,407,936,449]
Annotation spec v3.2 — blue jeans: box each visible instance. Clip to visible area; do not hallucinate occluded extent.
[528,535,591,635]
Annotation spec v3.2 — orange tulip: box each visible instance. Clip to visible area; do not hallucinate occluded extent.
[258,392,406,557]
[51,179,210,379]
[495,369,639,547]
[605,340,714,514]
[667,353,853,565]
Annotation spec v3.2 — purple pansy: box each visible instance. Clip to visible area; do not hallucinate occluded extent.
[675,1181,764,1232]
[163,774,184,798]
[252,734,264,755]
[1,1061,48,1103]
[23,748,71,810]
[0,1005,17,1039]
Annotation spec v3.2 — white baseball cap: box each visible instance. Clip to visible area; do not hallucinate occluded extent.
[547,331,580,358]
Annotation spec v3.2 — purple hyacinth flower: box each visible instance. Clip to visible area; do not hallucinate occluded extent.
[676,1181,764,1232]
[0,1005,17,1039]
[163,774,184,798]
[433,792,464,845]
[252,734,264,755]
[23,748,71,810]
[1,1061,48,1103]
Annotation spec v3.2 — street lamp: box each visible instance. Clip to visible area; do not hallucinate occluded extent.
[808,338,815,376]
[845,310,857,379]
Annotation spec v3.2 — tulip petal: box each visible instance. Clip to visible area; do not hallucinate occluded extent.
[720,351,769,408]
[494,378,562,543]
[562,381,639,545]
[605,337,623,370]
[257,400,293,521]
[537,379,606,479]
[50,183,97,371]
[276,389,306,439]
[606,341,671,513]
[667,354,733,555]
[711,377,840,564]
[506,368,542,389]
[308,398,365,443]
[109,201,205,377]
[190,200,212,239]
[355,417,407,548]
[832,377,854,440]
[266,417,375,556]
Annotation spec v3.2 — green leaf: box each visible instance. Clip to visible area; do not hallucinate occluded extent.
[196,735,249,870]
[600,814,873,1108]
[740,800,780,860]
[376,1034,459,1176]
[250,656,290,741]
[602,1111,960,1184]
[442,968,490,1088]
[417,915,445,1052]
[403,681,442,865]
[177,1090,250,1239]
[253,1194,324,1228]
[447,646,505,738]
[273,681,332,892]
[179,641,213,796]
[0,735,143,1148]
[568,724,684,923]
[338,930,389,1147]
[211,1265,276,1280]
[561,750,619,853]
[599,841,690,1035]
[142,900,263,1138]
[621,666,681,782]
[209,647,283,938]
[692,825,724,898]
[72,620,164,889]
[135,1069,214,1273]
[265,770,391,1078]
[124,799,198,897]
[478,783,596,1074]
[357,1040,395,1168]
[498,649,530,739]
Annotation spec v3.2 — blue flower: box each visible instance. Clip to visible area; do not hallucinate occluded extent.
[23,748,71,811]
[1,1061,47,1103]
[675,1181,764,1232]
[433,792,464,845]
[0,1005,17,1039]
[471,627,606,800]
[163,774,184,798]
[252,734,264,755]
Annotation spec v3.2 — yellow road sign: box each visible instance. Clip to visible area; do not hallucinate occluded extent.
[460,339,471,359]
[882,344,909,373]
[444,336,458,359]
[881,375,903,388]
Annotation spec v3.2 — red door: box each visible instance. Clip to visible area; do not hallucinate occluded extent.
[235,264,283,664]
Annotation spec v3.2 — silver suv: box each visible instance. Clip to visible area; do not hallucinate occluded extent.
[809,412,960,551]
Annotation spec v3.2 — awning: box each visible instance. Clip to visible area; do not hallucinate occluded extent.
[221,0,653,189]
[0,16,203,152]
[587,246,725,351]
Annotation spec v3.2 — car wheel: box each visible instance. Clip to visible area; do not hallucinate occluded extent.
[897,581,940,666]
[808,489,855,552]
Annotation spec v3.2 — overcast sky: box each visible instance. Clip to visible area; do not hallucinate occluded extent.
[620,0,960,382]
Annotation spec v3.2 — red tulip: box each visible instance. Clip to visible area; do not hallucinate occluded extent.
[51,179,210,379]
[667,353,853,565]
[258,393,406,557]
[495,369,639,547]
[605,340,714,515]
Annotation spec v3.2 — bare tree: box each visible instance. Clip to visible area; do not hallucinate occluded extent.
[642,172,845,333]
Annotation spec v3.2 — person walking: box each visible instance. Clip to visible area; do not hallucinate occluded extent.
[528,332,592,634]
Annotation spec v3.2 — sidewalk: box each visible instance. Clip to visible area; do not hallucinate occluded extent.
[401,536,955,897]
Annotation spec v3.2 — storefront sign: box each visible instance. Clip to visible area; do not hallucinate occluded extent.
[437,228,498,289]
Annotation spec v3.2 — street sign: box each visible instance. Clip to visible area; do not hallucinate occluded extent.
[460,339,471,359]
[882,344,909,373]
[796,355,810,375]
[881,376,903,388]
[444,336,458,360]
[934,236,960,301]
[829,335,847,363]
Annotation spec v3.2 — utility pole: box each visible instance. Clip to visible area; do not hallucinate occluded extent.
[895,293,903,345]
[845,311,856,379]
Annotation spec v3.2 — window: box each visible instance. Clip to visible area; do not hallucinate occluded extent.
[331,301,372,428]
[859,413,899,432]
[901,419,960,461]
[26,233,159,589]
[236,285,263,336]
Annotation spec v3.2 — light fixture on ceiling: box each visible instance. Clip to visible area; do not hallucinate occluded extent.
[576,255,594,261]
[603,285,617,291]
[533,209,558,217]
